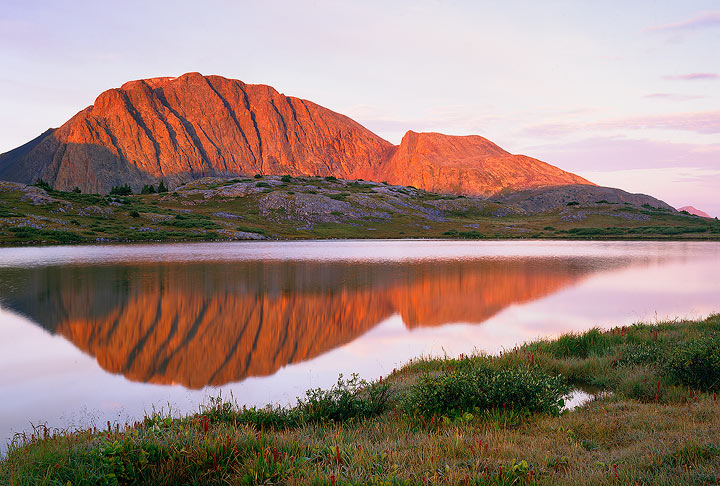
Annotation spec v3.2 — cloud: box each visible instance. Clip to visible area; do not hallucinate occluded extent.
[522,110,720,137]
[663,73,719,81]
[524,136,720,171]
[646,11,720,32]
[644,93,704,101]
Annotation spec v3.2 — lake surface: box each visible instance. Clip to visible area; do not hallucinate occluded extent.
[1,240,719,450]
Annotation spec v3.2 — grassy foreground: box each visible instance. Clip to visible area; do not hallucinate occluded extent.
[2,315,720,485]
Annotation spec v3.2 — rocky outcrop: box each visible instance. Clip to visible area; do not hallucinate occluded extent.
[377,131,592,197]
[0,72,592,196]
[490,184,674,214]
[0,258,616,388]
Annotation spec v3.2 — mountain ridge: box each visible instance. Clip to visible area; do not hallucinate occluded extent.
[0,72,591,196]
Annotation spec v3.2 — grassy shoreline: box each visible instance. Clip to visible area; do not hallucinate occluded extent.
[2,315,720,485]
[1,177,718,247]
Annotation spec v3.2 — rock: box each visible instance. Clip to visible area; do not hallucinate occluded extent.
[377,131,592,197]
[490,184,675,214]
[0,73,592,198]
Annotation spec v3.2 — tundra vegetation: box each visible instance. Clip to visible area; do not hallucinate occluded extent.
[2,315,719,485]
[0,176,718,245]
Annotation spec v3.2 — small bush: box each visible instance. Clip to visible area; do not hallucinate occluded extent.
[324,176,338,182]
[33,179,53,191]
[256,182,271,188]
[110,184,133,195]
[0,208,24,217]
[129,210,140,218]
[236,225,266,235]
[404,365,569,418]
[280,175,292,183]
[9,227,83,243]
[298,373,389,423]
[566,201,579,206]
[254,174,263,179]
[667,335,720,390]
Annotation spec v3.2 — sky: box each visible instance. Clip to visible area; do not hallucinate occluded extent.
[1,0,718,215]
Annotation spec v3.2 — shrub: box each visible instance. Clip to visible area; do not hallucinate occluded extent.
[129,210,140,218]
[254,174,263,179]
[33,179,52,191]
[566,201,579,206]
[9,227,83,243]
[157,181,168,193]
[404,365,570,418]
[667,335,720,390]
[298,373,389,423]
[256,182,271,188]
[72,187,81,193]
[280,175,292,183]
[0,208,24,217]
[236,225,266,235]
[141,184,156,194]
[324,175,338,182]
[110,184,133,195]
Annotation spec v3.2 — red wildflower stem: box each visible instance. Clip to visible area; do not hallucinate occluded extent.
[613,464,619,479]
[335,445,341,464]
[330,474,336,486]
[213,453,218,469]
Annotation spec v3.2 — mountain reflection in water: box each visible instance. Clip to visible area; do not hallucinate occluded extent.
[0,258,621,388]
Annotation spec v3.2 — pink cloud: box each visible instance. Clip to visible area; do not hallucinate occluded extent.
[644,93,704,100]
[522,110,720,137]
[524,136,720,171]
[663,73,719,81]
[646,11,720,32]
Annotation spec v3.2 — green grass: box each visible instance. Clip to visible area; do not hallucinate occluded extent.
[3,315,720,484]
[1,178,719,245]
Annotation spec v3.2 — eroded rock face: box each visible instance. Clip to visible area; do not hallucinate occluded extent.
[0,73,391,194]
[377,131,592,197]
[0,73,592,196]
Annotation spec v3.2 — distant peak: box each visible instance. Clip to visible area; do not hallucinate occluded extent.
[678,206,712,218]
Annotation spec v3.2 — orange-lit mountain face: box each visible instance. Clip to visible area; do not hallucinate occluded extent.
[0,258,621,388]
[0,73,591,196]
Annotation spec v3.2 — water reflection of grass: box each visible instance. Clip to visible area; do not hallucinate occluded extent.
[3,314,719,485]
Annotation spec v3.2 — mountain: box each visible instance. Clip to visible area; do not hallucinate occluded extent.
[0,72,591,196]
[379,131,590,197]
[492,184,675,213]
[678,206,711,218]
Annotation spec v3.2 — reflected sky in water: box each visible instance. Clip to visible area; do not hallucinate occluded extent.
[1,240,718,449]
